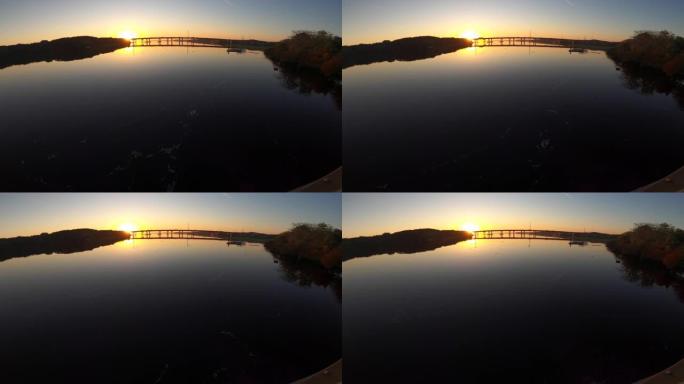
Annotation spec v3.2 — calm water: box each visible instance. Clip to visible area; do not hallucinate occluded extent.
[0,47,341,191]
[0,240,341,383]
[344,239,684,383]
[344,47,684,191]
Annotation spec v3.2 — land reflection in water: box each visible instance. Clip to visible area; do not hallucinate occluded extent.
[343,229,472,261]
[0,229,130,261]
[273,253,342,302]
[0,36,130,69]
[613,61,684,109]
[343,37,472,68]
[611,249,684,304]
[274,64,341,109]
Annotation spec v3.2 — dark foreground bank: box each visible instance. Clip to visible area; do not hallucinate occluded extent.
[0,229,130,261]
[0,36,131,69]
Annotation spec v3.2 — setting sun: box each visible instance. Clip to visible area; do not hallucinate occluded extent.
[460,31,480,40]
[118,223,139,233]
[118,31,137,40]
[461,223,480,233]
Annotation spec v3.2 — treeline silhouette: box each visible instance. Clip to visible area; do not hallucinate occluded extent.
[0,229,130,261]
[264,223,342,269]
[265,31,342,78]
[342,36,472,69]
[0,36,131,70]
[608,31,684,78]
[343,228,472,261]
[607,223,684,270]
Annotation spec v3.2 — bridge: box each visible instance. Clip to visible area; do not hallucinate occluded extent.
[131,229,233,240]
[473,229,614,242]
[131,37,231,48]
[129,37,270,49]
[473,36,580,48]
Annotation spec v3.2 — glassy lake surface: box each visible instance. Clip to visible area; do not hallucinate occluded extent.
[0,47,341,191]
[344,47,684,191]
[0,240,341,383]
[344,239,684,383]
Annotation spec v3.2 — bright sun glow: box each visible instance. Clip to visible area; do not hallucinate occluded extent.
[118,223,139,233]
[461,223,480,233]
[119,31,137,40]
[461,31,480,40]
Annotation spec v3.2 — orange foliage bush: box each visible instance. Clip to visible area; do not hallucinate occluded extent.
[264,223,342,269]
[608,223,684,270]
[609,31,684,78]
[265,31,341,77]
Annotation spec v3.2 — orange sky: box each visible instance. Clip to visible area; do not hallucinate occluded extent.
[342,194,684,238]
[343,0,684,45]
[0,194,340,238]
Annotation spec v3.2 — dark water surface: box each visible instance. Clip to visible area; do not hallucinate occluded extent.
[0,240,341,383]
[344,47,684,191]
[344,239,684,383]
[0,47,340,191]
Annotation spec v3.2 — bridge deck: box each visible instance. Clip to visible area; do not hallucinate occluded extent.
[130,37,234,48]
[130,229,232,240]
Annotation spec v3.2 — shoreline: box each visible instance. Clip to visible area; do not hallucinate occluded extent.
[636,164,684,192]
[292,359,342,384]
[292,167,342,192]
[636,357,684,384]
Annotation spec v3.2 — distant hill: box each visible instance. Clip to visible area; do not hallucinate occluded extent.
[343,228,472,261]
[343,36,472,68]
[0,229,131,261]
[0,36,131,69]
